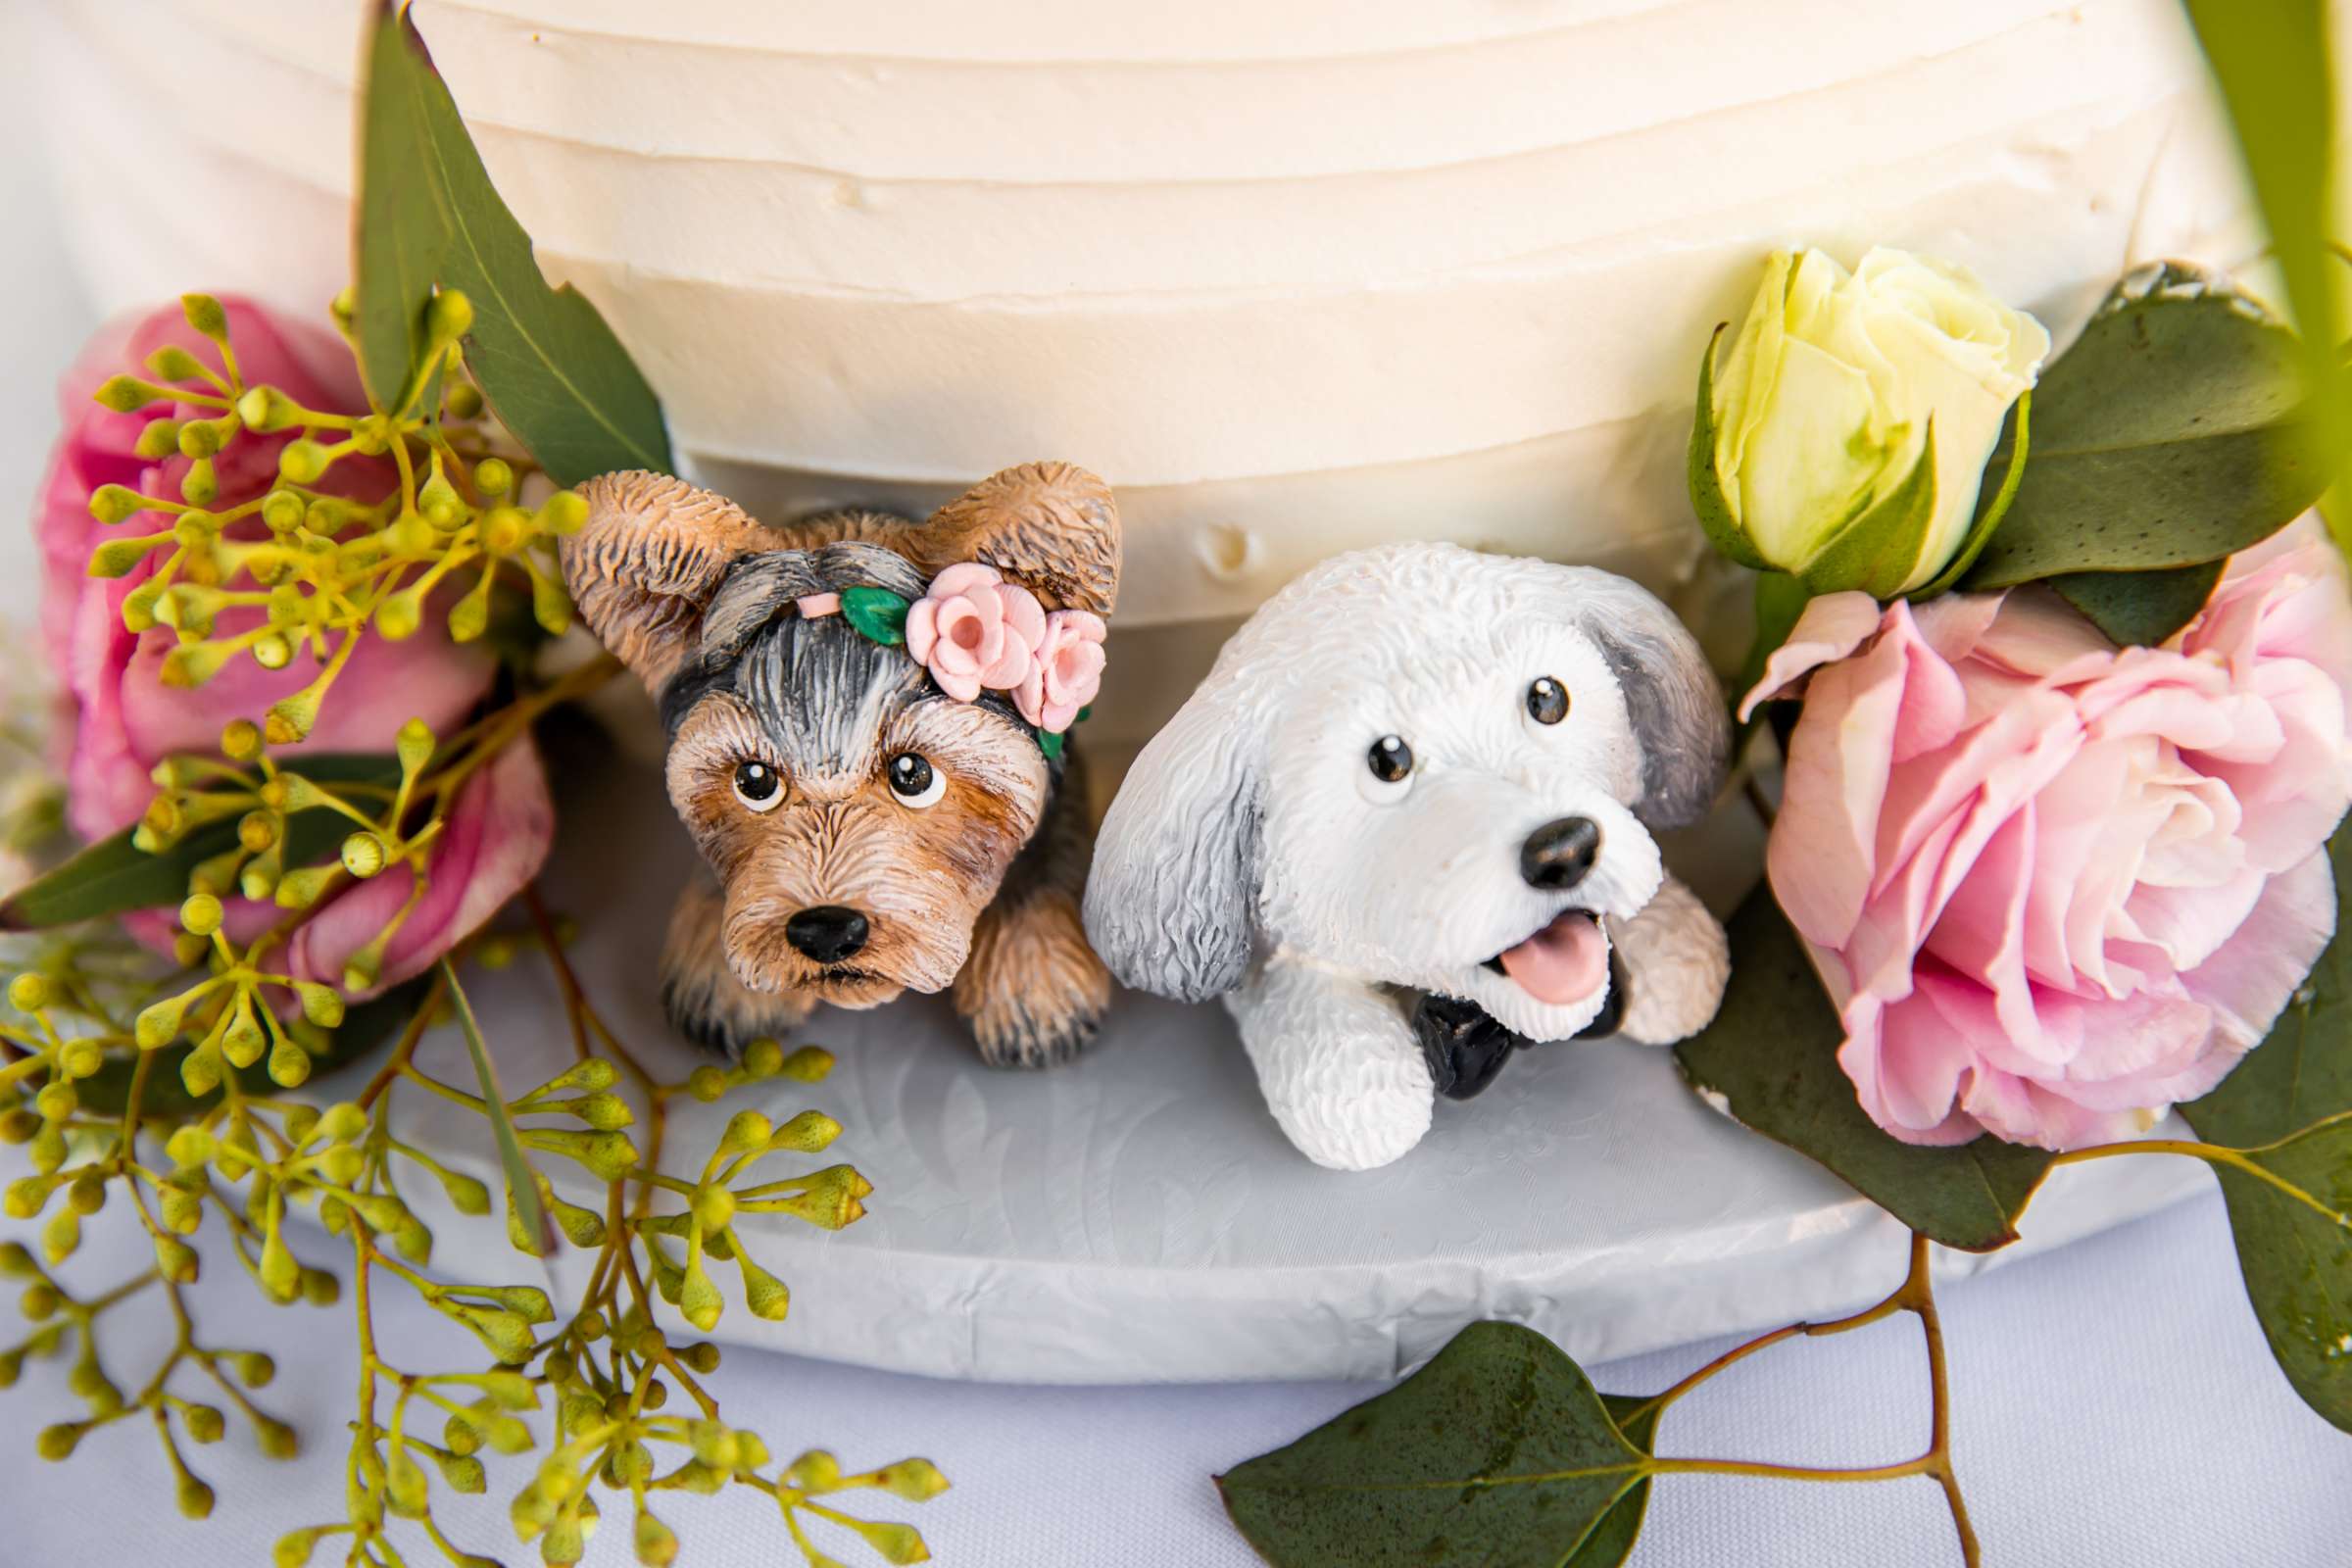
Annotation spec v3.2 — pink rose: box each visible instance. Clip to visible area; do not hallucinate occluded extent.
[904,562,1044,701]
[1014,610,1107,733]
[1741,531,2352,1151]
[37,299,552,998]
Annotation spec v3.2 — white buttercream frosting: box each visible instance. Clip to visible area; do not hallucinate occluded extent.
[21,0,2317,694]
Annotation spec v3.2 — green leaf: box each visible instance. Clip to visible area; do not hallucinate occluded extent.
[1911,390,2032,598]
[1958,273,2328,590]
[2180,820,2352,1431]
[1674,885,2054,1251]
[839,586,911,648]
[1038,727,1066,761]
[1796,424,1939,600]
[2046,559,2226,648]
[0,755,403,929]
[352,5,445,411]
[439,958,552,1257]
[1217,1321,1648,1568]
[368,11,672,485]
[1687,324,1768,570]
[2182,0,2351,558]
[1570,1396,1663,1568]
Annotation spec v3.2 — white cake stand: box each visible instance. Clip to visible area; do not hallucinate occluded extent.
[321,742,2211,1385]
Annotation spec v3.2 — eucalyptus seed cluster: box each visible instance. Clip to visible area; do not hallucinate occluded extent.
[86,294,583,749]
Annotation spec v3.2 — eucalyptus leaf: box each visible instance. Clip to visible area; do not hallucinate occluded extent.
[2182,0,2350,557]
[353,4,445,411]
[2046,560,2226,649]
[1217,1321,1647,1568]
[369,12,672,484]
[0,754,403,930]
[1674,886,2053,1251]
[2180,821,2352,1431]
[1958,277,2327,590]
[440,958,552,1257]
[1571,1396,1664,1568]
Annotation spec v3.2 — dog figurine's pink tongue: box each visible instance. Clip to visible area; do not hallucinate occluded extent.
[1496,911,1608,1005]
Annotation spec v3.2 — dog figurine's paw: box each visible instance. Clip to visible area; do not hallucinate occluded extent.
[955,888,1112,1069]
[661,879,817,1055]
[1604,876,1730,1045]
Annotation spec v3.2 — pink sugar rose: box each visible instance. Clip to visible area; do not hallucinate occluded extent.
[1015,610,1107,733]
[37,299,553,998]
[905,562,1044,701]
[1741,527,2352,1151]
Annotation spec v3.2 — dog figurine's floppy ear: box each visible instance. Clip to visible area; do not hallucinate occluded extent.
[1555,568,1729,830]
[1084,673,1264,1003]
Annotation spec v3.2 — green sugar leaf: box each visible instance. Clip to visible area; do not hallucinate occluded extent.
[0,754,403,930]
[840,586,911,648]
[2046,559,2227,648]
[2180,820,2352,1433]
[1673,885,2053,1251]
[1958,272,2328,590]
[362,7,672,484]
[1217,1321,1648,1568]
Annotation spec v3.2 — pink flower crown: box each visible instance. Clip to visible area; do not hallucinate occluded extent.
[797,563,1105,758]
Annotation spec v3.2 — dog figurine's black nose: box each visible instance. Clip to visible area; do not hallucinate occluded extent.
[785,906,869,963]
[1520,816,1601,890]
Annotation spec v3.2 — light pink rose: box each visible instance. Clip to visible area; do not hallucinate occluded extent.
[1014,610,1107,733]
[1741,530,2352,1150]
[904,562,1044,701]
[36,299,553,998]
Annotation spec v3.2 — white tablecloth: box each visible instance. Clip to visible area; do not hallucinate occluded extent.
[0,16,2345,1563]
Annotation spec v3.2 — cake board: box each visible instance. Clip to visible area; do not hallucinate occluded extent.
[301,739,2213,1386]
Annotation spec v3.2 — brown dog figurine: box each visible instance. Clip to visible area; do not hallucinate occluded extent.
[561,464,1121,1067]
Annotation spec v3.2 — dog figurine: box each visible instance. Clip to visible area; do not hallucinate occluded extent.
[1083,542,1731,1170]
[562,463,1120,1067]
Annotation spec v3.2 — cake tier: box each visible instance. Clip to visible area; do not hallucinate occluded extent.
[24,0,2299,747]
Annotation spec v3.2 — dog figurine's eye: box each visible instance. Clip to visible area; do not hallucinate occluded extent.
[1526,676,1570,725]
[1365,735,1414,784]
[732,760,784,813]
[887,753,947,809]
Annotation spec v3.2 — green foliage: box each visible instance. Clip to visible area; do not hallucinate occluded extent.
[361,7,673,485]
[2046,559,2227,648]
[1218,1322,1647,1568]
[1958,271,2328,592]
[440,957,550,1258]
[2180,822,2352,1431]
[2181,0,2349,558]
[1674,886,2053,1251]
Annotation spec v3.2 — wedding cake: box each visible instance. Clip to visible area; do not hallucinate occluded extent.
[27,0,2282,752]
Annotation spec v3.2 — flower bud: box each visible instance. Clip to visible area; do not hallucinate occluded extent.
[446,379,485,419]
[181,294,228,340]
[86,535,156,578]
[633,1508,678,1568]
[739,1255,790,1323]
[5,1175,55,1220]
[691,1184,736,1231]
[473,457,514,497]
[58,1039,104,1081]
[716,1110,772,1155]
[6,973,48,1012]
[427,289,475,344]
[677,1264,723,1333]
[179,1044,223,1099]
[160,1184,205,1235]
[0,1108,36,1146]
[179,891,223,936]
[93,376,168,414]
[272,1527,327,1568]
[339,831,389,879]
[780,1046,834,1083]
[785,1448,842,1491]
[41,1207,80,1264]
[375,585,425,642]
[182,1401,225,1444]
[66,1170,106,1214]
[20,1282,61,1319]
[538,491,589,535]
[273,864,337,910]
[135,417,182,461]
[276,440,330,486]
[677,1341,720,1374]
[0,1241,35,1277]
[35,1423,82,1460]
[176,1475,217,1520]
[767,1109,842,1153]
[1692,247,2047,597]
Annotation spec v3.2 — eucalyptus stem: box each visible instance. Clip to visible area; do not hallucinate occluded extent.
[1630,1231,1980,1566]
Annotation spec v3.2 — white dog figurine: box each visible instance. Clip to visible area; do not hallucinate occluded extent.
[1083,543,1732,1170]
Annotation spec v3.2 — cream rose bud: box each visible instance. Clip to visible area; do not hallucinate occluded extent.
[1694,247,2050,597]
